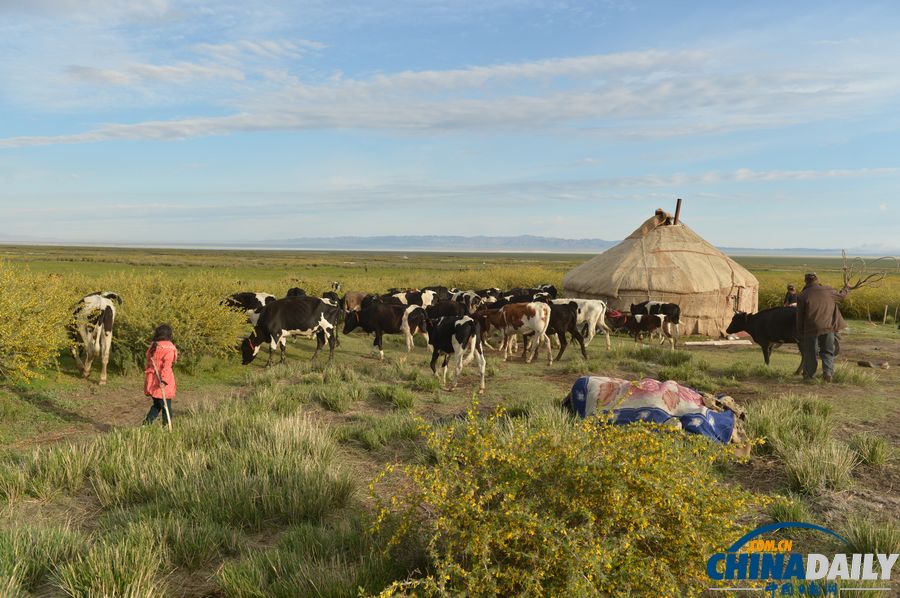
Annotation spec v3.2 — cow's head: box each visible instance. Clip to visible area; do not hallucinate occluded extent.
[532,292,551,304]
[539,284,558,299]
[343,310,362,335]
[725,312,748,335]
[101,292,123,305]
[240,331,263,365]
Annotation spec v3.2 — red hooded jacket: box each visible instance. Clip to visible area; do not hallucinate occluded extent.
[144,340,178,399]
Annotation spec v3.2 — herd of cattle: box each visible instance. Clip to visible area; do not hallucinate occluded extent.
[68,284,809,393]
[222,284,683,393]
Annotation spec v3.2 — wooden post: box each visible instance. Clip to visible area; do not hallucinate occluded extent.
[883,304,889,325]
[894,304,898,323]
[673,198,683,225]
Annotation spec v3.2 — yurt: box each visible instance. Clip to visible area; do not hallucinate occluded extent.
[562,205,758,337]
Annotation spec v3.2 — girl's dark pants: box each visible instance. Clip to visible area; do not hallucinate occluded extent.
[144,398,173,425]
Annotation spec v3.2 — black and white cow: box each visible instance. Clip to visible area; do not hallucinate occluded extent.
[449,290,484,314]
[285,287,307,298]
[492,291,551,308]
[630,301,681,338]
[227,292,276,326]
[522,301,587,362]
[343,302,429,360]
[70,291,121,384]
[422,286,453,302]
[241,297,340,366]
[552,298,612,350]
[425,316,486,393]
[426,300,468,319]
[474,288,502,304]
[381,289,438,307]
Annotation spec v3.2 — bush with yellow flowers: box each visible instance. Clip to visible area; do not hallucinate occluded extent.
[0,260,72,383]
[373,403,762,597]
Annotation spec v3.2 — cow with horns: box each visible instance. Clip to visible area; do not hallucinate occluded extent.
[70,291,122,384]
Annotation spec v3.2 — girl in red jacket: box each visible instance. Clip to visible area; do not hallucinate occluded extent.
[143,324,178,426]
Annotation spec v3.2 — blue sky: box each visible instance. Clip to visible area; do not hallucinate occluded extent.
[1,0,898,250]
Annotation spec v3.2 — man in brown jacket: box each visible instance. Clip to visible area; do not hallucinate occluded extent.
[796,272,850,382]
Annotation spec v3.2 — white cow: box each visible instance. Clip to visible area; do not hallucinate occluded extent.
[552,298,612,349]
[70,291,121,384]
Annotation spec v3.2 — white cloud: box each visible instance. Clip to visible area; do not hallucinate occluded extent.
[66,62,245,86]
[193,39,324,63]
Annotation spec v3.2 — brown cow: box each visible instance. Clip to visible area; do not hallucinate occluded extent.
[475,302,552,364]
[341,291,371,313]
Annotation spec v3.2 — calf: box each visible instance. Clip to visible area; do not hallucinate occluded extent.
[226,291,275,326]
[623,313,675,350]
[70,291,121,384]
[726,308,804,373]
[630,301,680,338]
[241,297,339,366]
[523,301,587,362]
[341,291,371,313]
[552,298,612,350]
[476,302,552,364]
[343,302,428,360]
[425,316,486,393]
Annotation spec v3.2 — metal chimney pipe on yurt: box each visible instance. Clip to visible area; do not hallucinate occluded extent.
[673,198,683,225]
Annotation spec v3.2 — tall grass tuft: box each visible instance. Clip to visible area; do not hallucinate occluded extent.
[783,440,857,494]
[841,517,900,554]
[0,524,85,592]
[371,385,416,410]
[52,529,164,598]
[831,362,878,386]
[849,432,891,467]
[336,413,421,451]
[723,361,792,381]
[746,393,833,457]
[766,494,812,524]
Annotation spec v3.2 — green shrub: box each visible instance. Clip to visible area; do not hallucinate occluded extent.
[783,440,857,494]
[849,432,891,467]
[374,402,761,596]
[0,260,72,383]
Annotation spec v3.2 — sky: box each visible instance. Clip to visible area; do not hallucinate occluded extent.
[0,0,898,250]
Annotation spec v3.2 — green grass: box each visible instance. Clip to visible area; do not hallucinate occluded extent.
[765,494,813,524]
[746,393,833,457]
[841,517,900,554]
[831,362,879,386]
[783,440,857,494]
[371,385,416,410]
[336,413,421,450]
[849,432,891,466]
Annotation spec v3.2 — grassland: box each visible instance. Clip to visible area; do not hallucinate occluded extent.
[0,246,898,596]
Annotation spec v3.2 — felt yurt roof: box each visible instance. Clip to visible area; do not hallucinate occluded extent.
[563,211,758,298]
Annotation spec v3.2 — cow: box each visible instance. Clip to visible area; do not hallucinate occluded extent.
[240,297,340,366]
[474,288,502,304]
[343,302,429,360]
[422,286,453,302]
[630,301,681,339]
[493,292,551,308]
[383,289,438,307]
[449,290,484,314]
[426,300,468,319]
[321,291,341,308]
[226,292,275,326]
[286,287,306,298]
[726,308,810,374]
[504,285,557,299]
[522,301,587,362]
[552,298,612,350]
[475,302,552,364]
[425,316,486,393]
[70,291,121,384]
[341,291,371,313]
[619,313,675,350]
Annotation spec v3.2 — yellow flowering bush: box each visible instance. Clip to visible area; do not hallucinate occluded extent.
[0,261,72,383]
[374,403,762,596]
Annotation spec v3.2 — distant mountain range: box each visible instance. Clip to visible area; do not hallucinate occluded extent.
[2,233,897,256]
